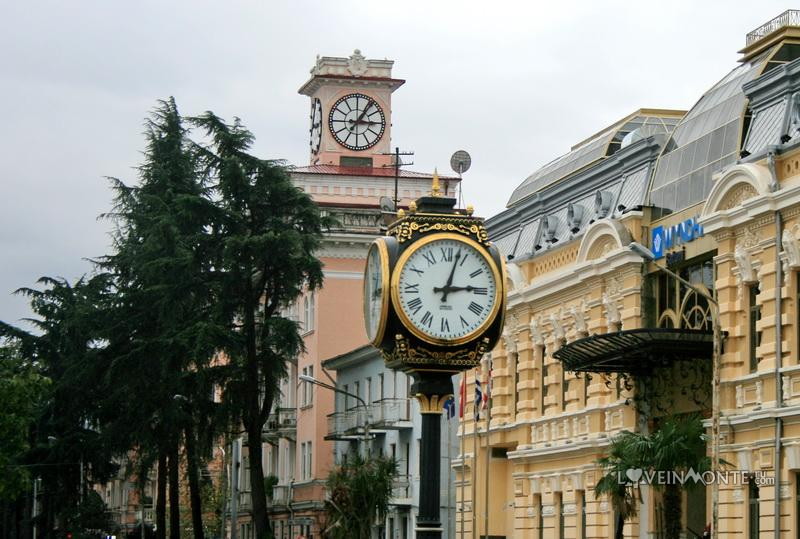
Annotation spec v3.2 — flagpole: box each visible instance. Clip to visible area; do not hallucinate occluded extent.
[483,359,491,539]
[471,368,480,539]
[459,373,465,539]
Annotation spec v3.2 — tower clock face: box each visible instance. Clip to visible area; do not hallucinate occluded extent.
[391,234,501,346]
[309,98,322,155]
[328,93,385,151]
[363,240,389,345]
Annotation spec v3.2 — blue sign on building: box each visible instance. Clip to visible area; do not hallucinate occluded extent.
[651,217,704,259]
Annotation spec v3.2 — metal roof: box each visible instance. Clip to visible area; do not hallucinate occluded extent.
[552,328,713,374]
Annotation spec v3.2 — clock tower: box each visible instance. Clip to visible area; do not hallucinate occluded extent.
[299,49,405,167]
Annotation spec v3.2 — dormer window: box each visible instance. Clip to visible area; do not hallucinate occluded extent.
[567,203,584,234]
[593,190,613,221]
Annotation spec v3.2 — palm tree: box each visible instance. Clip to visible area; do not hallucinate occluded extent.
[323,454,397,539]
[595,414,712,539]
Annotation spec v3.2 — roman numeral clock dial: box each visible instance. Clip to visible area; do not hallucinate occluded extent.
[391,234,500,345]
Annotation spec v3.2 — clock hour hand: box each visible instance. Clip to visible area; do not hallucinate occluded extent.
[434,251,461,302]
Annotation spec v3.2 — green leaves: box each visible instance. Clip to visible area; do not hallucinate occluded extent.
[324,454,398,539]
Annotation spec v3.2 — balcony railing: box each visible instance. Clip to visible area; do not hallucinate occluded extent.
[746,10,800,45]
[326,407,369,439]
[370,398,411,428]
[270,485,291,506]
[390,474,412,504]
[263,407,297,441]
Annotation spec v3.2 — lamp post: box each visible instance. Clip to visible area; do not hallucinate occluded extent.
[629,241,722,539]
[298,374,371,450]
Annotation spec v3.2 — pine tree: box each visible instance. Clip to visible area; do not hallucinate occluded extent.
[102,97,221,539]
[190,112,332,538]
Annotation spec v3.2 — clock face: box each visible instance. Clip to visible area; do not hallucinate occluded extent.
[309,98,322,155]
[363,240,389,345]
[392,234,500,345]
[328,93,385,151]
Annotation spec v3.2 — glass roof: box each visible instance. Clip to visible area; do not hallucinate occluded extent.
[507,112,680,206]
[649,48,776,212]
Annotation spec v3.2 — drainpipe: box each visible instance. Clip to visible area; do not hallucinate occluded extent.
[770,147,782,539]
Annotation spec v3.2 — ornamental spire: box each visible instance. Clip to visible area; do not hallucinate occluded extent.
[431,168,441,197]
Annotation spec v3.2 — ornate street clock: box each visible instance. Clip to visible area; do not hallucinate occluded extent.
[309,97,322,155]
[365,184,506,374]
[363,178,504,539]
[328,93,386,151]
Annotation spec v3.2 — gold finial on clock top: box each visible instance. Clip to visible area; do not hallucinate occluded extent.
[466,204,475,216]
[408,201,417,213]
[397,208,406,218]
[431,168,441,197]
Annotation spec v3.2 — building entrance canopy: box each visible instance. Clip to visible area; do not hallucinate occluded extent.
[552,328,713,373]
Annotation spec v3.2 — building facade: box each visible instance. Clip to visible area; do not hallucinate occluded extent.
[321,345,460,539]
[462,11,800,538]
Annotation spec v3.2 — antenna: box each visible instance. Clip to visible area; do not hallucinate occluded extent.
[381,147,414,210]
[450,150,471,210]
[450,150,471,176]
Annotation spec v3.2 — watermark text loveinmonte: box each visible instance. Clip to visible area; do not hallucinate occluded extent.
[617,468,774,486]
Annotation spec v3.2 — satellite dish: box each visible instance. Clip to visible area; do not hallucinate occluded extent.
[450,150,472,175]
[379,196,396,212]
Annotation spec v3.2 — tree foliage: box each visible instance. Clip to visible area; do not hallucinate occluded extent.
[595,414,712,539]
[323,455,397,539]
[0,98,329,538]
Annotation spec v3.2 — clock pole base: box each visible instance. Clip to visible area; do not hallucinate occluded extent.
[413,372,452,539]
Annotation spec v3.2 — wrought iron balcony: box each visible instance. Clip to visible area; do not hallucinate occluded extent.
[746,10,800,45]
[370,398,412,429]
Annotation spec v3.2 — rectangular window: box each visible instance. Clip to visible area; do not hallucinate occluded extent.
[377,373,384,401]
[303,293,315,332]
[306,442,312,480]
[561,366,568,410]
[366,377,372,404]
[512,352,519,416]
[578,490,586,539]
[339,156,373,168]
[749,478,760,539]
[343,384,349,410]
[300,366,314,406]
[557,492,564,539]
[749,283,762,372]
[536,494,544,539]
[354,381,360,408]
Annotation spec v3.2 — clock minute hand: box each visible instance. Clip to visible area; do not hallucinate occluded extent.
[434,251,461,302]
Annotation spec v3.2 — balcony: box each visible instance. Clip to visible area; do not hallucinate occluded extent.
[263,408,296,442]
[390,474,412,506]
[370,398,412,429]
[746,10,800,45]
[270,485,291,507]
[325,407,369,440]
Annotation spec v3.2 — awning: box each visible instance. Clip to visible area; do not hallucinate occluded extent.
[552,328,713,374]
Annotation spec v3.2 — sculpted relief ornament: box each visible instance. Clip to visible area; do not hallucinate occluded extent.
[347,49,368,76]
[569,305,588,337]
[602,293,621,330]
[549,312,566,345]
[503,330,518,355]
[782,226,800,285]
[529,317,544,347]
[734,244,759,299]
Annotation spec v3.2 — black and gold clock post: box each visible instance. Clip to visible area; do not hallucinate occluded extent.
[363,173,506,539]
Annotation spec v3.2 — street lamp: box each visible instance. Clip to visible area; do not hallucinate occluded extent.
[298,374,372,449]
[629,241,722,539]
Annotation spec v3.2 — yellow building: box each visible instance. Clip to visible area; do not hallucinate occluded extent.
[462,11,800,538]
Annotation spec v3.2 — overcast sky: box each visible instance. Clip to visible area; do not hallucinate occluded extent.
[0,1,791,325]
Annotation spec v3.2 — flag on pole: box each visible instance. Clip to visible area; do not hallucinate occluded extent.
[482,363,492,411]
[459,372,466,418]
[474,368,483,421]
[443,396,456,419]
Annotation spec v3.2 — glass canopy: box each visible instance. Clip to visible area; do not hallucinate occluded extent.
[649,48,776,212]
[507,112,681,206]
